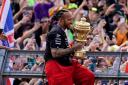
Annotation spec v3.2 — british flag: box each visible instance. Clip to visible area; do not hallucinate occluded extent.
[0,0,14,47]
[0,0,14,84]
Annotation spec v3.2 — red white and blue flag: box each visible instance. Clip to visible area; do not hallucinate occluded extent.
[0,0,14,85]
[0,0,14,47]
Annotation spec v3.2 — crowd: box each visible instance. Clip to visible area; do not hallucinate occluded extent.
[0,0,128,85]
[6,53,46,85]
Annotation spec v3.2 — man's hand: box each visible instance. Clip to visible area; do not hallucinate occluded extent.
[33,22,41,30]
[81,0,87,6]
[51,43,84,58]
[120,3,128,14]
[105,4,115,15]
[20,15,31,25]
[19,0,28,9]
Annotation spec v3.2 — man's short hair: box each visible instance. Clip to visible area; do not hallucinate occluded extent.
[52,9,69,21]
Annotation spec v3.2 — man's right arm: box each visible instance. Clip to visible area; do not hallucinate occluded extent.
[48,32,83,58]
[51,43,83,58]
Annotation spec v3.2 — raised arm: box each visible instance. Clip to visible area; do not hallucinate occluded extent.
[16,22,40,45]
[72,0,87,19]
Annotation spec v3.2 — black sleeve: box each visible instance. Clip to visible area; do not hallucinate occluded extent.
[48,33,63,48]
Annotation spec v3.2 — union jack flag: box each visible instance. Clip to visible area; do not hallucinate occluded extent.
[0,0,14,84]
[0,0,14,47]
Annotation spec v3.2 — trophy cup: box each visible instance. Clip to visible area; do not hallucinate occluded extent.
[74,17,91,59]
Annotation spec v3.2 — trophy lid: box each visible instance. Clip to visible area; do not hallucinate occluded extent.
[75,17,90,29]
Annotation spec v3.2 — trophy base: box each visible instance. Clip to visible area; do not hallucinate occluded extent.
[74,51,85,59]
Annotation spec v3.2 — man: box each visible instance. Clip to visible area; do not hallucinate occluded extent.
[88,7,101,29]
[44,9,95,85]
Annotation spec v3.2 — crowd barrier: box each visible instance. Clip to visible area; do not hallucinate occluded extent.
[0,49,128,84]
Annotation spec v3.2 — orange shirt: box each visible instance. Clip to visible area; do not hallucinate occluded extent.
[116,30,128,46]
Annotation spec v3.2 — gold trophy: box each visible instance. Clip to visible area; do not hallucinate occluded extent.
[74,17,91,59]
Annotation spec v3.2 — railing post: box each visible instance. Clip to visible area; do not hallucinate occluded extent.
[116,52,122,85]
[0,49,7,85]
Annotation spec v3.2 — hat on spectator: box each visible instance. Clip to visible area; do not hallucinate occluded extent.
[90,7,100,13]
[67,3,78,10]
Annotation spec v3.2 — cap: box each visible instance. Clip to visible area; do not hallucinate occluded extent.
[68,3,78,10]
[90,7,100,13]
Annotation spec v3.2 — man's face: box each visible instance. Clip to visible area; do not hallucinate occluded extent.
[89,11,98,21]
[63,12,73,28]
[23,10,33,20]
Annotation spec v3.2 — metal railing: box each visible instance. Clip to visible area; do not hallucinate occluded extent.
[86,52,128,80]
[1,49,128,84]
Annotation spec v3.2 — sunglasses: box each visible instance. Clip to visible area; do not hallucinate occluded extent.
[23,11,31,16]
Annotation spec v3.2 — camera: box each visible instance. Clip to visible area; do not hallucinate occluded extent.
[114,3,123,11]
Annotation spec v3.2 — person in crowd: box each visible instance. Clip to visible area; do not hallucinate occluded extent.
[88,7,101,28]
[113,21,128,46]
[11,0,20,15]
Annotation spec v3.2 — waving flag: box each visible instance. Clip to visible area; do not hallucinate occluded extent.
[0,0,14,85]
[0,0,14,47]
[65,29,74,48]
